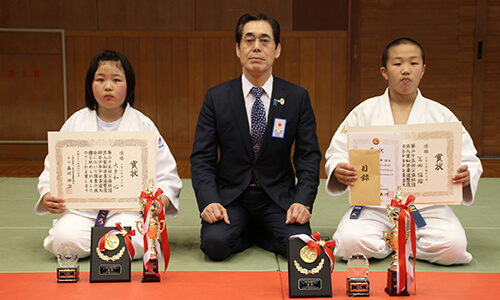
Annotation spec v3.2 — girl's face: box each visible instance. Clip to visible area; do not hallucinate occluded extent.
[380,43,426,98]
[92,61,127,119]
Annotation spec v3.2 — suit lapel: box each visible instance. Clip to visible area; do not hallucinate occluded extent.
[256,79,286,160]
[228,78,254,159]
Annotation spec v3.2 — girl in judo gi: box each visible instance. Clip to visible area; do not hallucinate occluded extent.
[35,50,182,259]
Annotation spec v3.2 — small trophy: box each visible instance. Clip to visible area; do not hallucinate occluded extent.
[383,188,410,296]
[57,241,79,283]
[136,180,167,282]
[346,252,369,297]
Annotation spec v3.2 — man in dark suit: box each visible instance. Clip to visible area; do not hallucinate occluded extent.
[190,13,321,261]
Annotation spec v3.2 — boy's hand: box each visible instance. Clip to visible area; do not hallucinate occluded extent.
[334,163,357,186]
[452,165,470,187]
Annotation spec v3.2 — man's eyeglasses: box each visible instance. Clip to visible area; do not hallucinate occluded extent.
[241,37,274,48]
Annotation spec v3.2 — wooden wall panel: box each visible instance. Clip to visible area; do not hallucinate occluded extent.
[0,31,65,141]
[0,0,97,30]
[353,0,477,131]
[195,0,293,31]
[292,0,348,30]
[482,0,500,156]
[97,0,195,31]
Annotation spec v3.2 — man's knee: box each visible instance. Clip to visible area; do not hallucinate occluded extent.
[200,229,233,261]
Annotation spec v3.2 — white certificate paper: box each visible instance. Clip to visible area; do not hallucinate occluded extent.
[349,122,462,205]
[348,133,403,206]
[48,131,157,210]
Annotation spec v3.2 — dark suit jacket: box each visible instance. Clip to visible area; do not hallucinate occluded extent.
[190,76,321,213]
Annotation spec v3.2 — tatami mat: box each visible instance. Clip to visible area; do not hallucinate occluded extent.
[1,178,499,274]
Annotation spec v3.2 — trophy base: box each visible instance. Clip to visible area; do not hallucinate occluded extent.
[385,268,409,296]
[347,278,370,297]
[57,265,79,283]
[142,257,160,282]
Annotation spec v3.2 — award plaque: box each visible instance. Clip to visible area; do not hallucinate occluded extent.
[90,226,132,282]
[57,241,79,283]
[346,252,369,297]
[287,234,334,298]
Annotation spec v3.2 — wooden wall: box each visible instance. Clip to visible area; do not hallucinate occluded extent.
[1,0,499,177]
[349,0,500,177]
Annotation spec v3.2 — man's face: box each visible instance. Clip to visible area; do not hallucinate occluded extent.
[236,20,281,81]
[380,43,426,97]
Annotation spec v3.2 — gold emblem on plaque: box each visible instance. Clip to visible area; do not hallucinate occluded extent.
[294,258,325,275]
[300,245,318,263]
[105,235,120,251]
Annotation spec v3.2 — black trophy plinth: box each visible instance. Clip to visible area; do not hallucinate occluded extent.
[385,268,409,296]
[347,277,369,297]
[142,257,160,282]
[287,237,332,298]
[57,265,79,282]
[90,226,131,282]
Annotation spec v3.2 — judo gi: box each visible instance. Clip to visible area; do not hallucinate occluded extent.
[325,88,482,265]
[35,103,182,259]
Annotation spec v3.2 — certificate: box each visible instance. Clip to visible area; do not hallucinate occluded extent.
[348,122,462,205]
[48,131,157,210]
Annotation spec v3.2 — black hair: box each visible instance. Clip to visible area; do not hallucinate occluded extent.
[84,49,135,110]
[235,13,280,47]
[382,37,425,68]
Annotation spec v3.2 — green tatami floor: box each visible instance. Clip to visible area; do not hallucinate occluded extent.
[1,178,499,274]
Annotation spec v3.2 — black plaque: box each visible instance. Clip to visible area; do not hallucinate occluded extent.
[287,237,332,298]
[90,226,132,282]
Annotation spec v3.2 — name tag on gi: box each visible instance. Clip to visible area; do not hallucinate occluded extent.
[272,118,286,139]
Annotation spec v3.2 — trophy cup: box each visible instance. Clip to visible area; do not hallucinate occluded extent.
[57,241,79,283]
[383,189,410,296]
[346,252,369,297]
[136,180,167,282]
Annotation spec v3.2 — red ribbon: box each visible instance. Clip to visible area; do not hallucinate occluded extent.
[390,195,417,294]
[98,222,136,261]
[308,232,336,272]
[141,188,170,277]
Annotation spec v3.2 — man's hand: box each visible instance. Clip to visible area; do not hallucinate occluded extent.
[452,165,470,187]
[285,203,311,225]
[42,192,66,214]
[201,203,230,224]
[334,162,357,186]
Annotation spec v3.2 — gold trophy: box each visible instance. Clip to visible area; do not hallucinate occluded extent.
[136,180,166,282]
[382,188,410,296]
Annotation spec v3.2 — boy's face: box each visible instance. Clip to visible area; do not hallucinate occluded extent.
[380,43,426,97]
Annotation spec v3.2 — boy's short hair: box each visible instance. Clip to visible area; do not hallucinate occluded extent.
[235,13,280,47]
[85,49,136,110]
[382,37,425,68]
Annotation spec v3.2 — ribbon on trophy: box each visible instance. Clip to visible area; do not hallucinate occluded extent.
[390,194,417,294]
[98,222,136,260]
[141,187,170,276]
[290,232,336,272]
